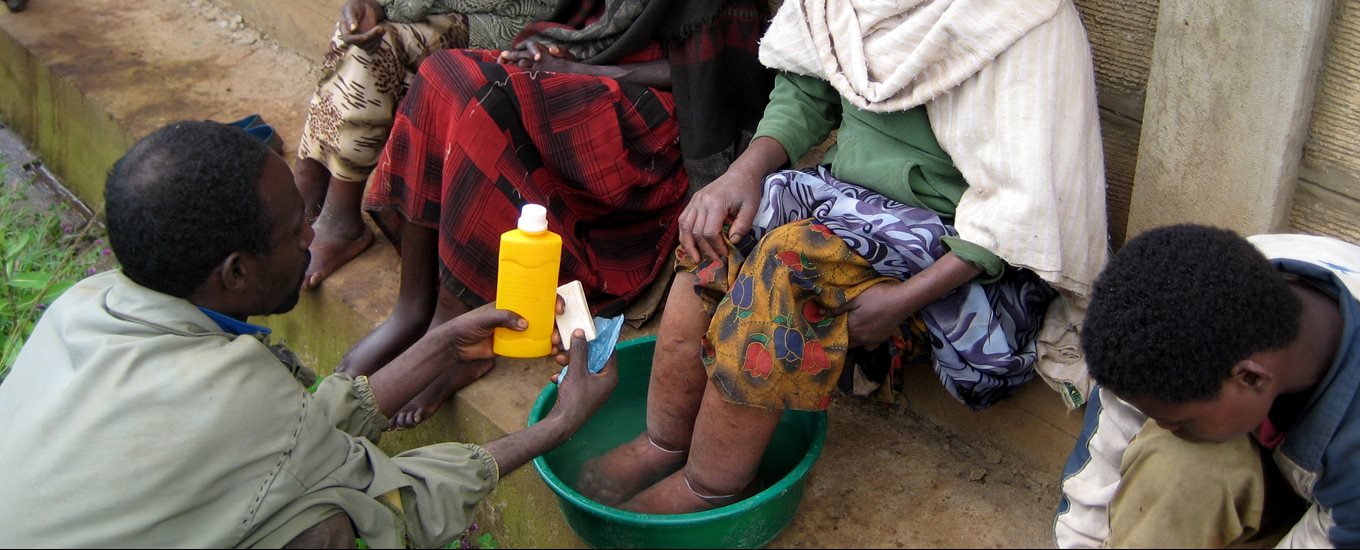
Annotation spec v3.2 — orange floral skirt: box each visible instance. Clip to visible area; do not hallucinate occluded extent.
[678,219,931,411]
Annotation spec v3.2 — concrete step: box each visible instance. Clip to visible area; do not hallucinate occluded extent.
[0,1,1078,546]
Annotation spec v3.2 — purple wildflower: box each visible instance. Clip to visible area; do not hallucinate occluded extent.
[86,267,97,276]
[101,247,111,257]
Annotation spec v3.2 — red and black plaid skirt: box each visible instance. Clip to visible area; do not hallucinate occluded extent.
[365,49,687,314]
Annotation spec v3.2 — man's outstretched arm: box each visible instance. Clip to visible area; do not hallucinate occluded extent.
[482,331,617,476]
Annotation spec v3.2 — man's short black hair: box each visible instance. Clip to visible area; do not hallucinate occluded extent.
[105,121,274,298]
[1082,224,1302,403]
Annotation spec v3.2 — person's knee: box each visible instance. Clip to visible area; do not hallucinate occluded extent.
[1118,423,1264,513]
[656,322,701,361]
[1111,425,1268,547]
[1123,423,1260,482]
[752,222,806,254]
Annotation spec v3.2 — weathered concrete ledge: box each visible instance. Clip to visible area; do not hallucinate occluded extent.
[1,1,1076,546]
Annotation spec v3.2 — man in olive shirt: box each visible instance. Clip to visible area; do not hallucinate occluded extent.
[0,121,615,548]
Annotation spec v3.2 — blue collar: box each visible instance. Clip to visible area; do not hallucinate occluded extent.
[197,307,272,336]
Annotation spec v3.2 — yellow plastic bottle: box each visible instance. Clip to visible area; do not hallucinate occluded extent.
[493,203,562,357]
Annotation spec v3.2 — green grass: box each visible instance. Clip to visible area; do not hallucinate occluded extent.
[0,163,110,381]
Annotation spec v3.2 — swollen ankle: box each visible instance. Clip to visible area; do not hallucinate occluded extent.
[646,434,688,455]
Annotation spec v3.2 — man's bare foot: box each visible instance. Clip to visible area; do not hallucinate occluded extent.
[576,432,689,507]
[388,359,495,430]
[304,224,374,289]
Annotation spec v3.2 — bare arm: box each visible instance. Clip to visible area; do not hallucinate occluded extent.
[563,59,671,89]
[481,332,618,476]
[500,42,672,88]
[828,253,983,348]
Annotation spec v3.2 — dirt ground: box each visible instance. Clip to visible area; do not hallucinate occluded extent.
[770,392,1059,548]
[2,0,318,159]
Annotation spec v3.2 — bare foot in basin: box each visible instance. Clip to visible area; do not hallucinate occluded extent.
[576,432,689,507]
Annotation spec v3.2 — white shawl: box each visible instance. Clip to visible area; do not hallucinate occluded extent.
[759,0,1110,407]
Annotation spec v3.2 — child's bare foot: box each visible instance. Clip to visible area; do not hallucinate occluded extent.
[388,359,495,430]
[576,432,688,506]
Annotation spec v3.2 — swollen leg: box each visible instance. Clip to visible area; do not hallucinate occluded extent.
[649,272,713,447]
[337,225,437,378]
[620,381,782,514]
[576,274,709,505]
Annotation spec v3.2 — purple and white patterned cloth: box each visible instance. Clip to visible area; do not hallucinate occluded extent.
[751,166,1056,410]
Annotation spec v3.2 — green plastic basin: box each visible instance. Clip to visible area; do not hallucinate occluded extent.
[529,336,828,549]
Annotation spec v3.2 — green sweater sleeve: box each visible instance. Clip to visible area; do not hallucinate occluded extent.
[752,72,842,164]
[942,236,1006,284]
[752,73,1007,284]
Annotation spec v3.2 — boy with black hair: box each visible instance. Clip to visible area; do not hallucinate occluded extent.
[1055,224,1360,547]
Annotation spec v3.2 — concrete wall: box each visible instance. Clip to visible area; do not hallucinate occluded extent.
[1047,0,1360,250]
[1293,0,1360,243]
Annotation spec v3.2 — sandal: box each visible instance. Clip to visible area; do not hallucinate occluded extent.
[226,114,265,131]
[245,124,285,156]
[216,114,284,155]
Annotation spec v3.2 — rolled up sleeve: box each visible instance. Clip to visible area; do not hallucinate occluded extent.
[311,373,389,443]
[392,443,500,548]
[753,72,843,164]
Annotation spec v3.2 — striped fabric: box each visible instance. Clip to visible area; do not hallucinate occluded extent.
[365,48,688,314]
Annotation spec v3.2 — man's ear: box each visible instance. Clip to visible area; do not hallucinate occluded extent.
[1230,359,1275,393]
[218,252,250,293]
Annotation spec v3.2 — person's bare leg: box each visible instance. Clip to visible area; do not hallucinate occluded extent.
[337,224,437,378]
[620,381,782,514]
[294,157,330,223]
[577,273,709,505]
[305,176,374,288]
[389,286,489,429]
